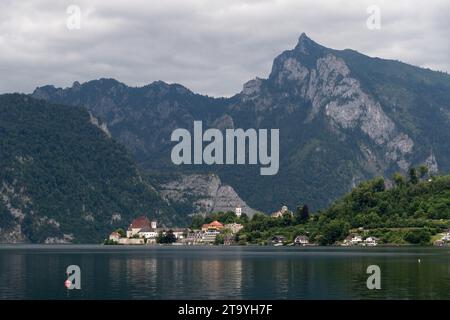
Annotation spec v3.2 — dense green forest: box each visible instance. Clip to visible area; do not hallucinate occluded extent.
[0,94,176,243]
[195,169,450,246]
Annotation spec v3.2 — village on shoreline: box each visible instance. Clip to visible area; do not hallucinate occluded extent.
[106,205,450,247]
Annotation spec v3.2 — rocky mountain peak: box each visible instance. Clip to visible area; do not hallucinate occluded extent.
[294,32,321,54]
[268,33,328,83]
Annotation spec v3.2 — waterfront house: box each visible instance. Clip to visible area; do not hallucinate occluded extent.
[364,237,378,246]
[342,234,363,246]
[109,231,120,242]
[442,229,450,241]
[202,229,221,244]
[271,235,286,245]
[185,230,203,245]
[137,226,158,239]
[172,228,187,239]
[351,234,363,245]
[201,220,224,232]
[126,216,151,238]
[294,235,309,246]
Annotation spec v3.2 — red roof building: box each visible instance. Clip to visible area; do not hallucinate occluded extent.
[126,216,151,237]
[129,216,151,229]
[201,220,224,231]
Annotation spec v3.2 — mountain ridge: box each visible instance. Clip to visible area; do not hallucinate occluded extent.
[31,33,450,216]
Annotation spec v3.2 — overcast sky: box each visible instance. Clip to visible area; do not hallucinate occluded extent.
[1,0,449,97]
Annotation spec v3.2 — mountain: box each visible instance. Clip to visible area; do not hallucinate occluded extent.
[32,33,450,214]
[0,94,177,243]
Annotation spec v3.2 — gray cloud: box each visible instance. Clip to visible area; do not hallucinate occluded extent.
[1,0,449,97]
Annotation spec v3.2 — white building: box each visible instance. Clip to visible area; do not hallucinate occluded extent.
[441,233,450,241]
[137,226,158,239]
[202,230,221,244]
[172,228,187,239]
[343,234,363,246]
[235,207,242,217]
[126,216,151,238]
[294,235,309,246]
[364,237,378,246]
[351,235,363,244]
[185,230,203,245]
[109,231,120,242]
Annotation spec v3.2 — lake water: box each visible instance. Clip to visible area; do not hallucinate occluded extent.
[0,245,449,300]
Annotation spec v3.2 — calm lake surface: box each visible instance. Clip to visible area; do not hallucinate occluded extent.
[0,245,449,299]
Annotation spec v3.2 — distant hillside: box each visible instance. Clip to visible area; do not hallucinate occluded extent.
[232,171,450,246]
[310,169,450,245]
[0,94,177,243]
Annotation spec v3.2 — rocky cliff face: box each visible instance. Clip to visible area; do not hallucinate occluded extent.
[159,174,256,216]
[238,34,418,174]
[32,33,450,214]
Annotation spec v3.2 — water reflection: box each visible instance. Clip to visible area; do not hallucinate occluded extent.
[0,246,449,299]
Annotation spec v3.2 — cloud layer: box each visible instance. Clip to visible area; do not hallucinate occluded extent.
[1,0,449,97]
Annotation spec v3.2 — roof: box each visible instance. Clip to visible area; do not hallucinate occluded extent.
[129,216,151,229]
[295,235,309,240]
[202,220,224,229]
[209,220,223,227]
[110,231,120,236]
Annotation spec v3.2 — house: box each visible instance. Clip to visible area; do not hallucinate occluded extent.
[442,230,450,241]
[137,226,158,239]
[201,220,224,232]
[235,207,242,217]
[351,234,363,245]
[185,230,203,245]
[109,231,120,242]
[202,229,221,244]
[271,206,292,218]
[126,216,151,238]
[342,234,363,246]
[294,235,309,246]
[271,235,286,245]
[224,223,244,234]
[364,237,378,246]
[172,228,187,239]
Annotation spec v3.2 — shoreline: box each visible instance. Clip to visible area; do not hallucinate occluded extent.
[0,243,446,248]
